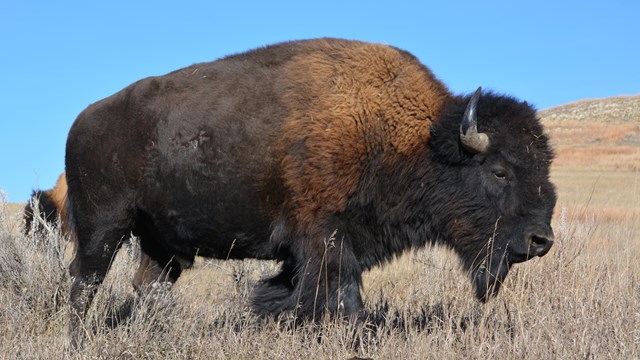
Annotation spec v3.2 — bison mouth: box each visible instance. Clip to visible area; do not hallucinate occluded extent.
[472,231,554,301]
[472,256,510,302]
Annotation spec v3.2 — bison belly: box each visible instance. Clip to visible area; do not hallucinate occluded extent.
[137,126,283,261]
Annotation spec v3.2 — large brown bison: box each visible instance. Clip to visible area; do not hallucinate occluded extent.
[65,38,556,342]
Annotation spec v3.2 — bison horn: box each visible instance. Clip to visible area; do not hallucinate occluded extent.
[460,87,489,153]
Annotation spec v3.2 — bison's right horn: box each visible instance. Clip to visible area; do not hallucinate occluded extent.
[460,87,489,153]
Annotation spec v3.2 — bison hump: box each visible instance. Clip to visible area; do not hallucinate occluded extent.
[280,39,450,227]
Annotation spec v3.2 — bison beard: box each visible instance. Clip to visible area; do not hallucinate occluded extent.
[64,38,556,345]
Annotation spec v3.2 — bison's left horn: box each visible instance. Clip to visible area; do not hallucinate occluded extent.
[460,87,489,153]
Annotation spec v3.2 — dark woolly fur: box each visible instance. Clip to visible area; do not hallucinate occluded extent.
[427,92,556,299]
[64,38,556,345]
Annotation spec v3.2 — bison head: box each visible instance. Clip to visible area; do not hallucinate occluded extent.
[429,87,556,301]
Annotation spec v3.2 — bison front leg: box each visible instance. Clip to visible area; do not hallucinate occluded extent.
[292,233,364,321]
[252,259,297,316]
[252,230,364,321]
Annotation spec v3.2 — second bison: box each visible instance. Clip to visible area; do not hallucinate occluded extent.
[65,38,556,339]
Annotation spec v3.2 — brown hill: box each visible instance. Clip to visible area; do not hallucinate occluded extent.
[538,94,640,171]
[539,94,640,125]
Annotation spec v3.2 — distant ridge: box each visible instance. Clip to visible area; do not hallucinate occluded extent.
[539,94,640,124]
[537,94,640,171]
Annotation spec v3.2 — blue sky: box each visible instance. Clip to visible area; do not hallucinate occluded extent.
[1,1,639,202]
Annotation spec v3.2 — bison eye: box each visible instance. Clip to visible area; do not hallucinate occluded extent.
[491,166,510,182]
[493,170,507,180]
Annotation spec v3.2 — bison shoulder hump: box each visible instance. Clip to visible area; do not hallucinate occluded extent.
[279,39,450,227]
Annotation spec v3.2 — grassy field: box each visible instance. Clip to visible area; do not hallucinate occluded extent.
[1,98,639,358]
[2,165,638,359]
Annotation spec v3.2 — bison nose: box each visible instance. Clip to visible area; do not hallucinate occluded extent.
[530,233,554,257]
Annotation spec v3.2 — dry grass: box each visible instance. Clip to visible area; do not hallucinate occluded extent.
[542,119,640,171]
[552,169,640,217]
[1,176,639,359]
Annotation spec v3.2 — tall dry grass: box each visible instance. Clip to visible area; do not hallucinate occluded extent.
[1,187,639,359]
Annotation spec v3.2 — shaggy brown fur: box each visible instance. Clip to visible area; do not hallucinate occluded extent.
[50,173,68,221]
[282,39,450,228]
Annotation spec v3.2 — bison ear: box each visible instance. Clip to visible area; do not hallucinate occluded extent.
[460,87,490,153]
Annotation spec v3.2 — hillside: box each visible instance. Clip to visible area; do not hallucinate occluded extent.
[538,94,640,226]
[539,94,640,124]
[538,94,640,171]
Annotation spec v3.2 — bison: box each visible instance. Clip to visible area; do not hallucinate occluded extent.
[65,38,556,342]
[23,173,68,235]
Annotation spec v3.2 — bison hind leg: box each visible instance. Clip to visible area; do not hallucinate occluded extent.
[251,260,298,317]
[68,225,130,348]
[132,212,194,295]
